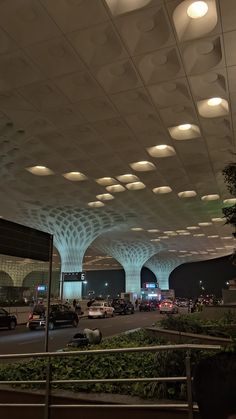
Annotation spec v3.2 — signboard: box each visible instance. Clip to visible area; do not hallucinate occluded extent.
[144,282,157,289]
[37,285,47,292]
[62,272,86,282]
[0,219,52,261]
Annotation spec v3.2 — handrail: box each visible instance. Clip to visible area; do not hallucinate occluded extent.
[0,343,222,359]
[0,343,222,419]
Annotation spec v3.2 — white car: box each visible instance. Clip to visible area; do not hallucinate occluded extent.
[159,300,178,314]
[88,302,114,319]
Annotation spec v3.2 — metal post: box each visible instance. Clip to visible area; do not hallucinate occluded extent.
[44,234,53,353]
[44,357,51,419]
[185,350,193,419]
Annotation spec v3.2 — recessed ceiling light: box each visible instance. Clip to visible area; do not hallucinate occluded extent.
[179,232,191,236]
[176,230,187,233]
[207,97,222,107]
[212,218,224,223]
[96,193,114,201]
[194,233,205,237]
[150,238,161,242]
[106,184,126,193]
[153,186,172,194]
[116,174,139,183]
[179,250,188,253]
[190,251,199,254]
[63,171,88,181]
[169,250,177,252]
[216,247,224,250]
[147,144,176,158]
[147,229,159,233]
[187,226,200,230]
[201,194,220,201]
[164,231,175,234]
[131,227,143,231]
[208,235,219,239]
[178,191,197,198]
[130,161,156,172]
[178,123,192,131]
[126,181,146,190]
[198,222,212,227]
[159,236,169,239]
[88,201,105,208]
[223,198,236,205]
[187,1,208,19]
[222,236,233,240]
[26,165,54,176]
[96,177,116,186]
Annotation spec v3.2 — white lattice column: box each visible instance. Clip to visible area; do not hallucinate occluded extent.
[17,206,127,299]
[94,236,164,294]
[145,253,184,290]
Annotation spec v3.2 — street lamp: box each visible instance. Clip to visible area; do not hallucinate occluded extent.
[105,282,108,287]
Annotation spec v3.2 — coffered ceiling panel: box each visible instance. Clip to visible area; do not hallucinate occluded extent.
[0,0,235,266]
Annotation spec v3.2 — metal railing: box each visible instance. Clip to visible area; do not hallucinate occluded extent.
[0,343,222,419]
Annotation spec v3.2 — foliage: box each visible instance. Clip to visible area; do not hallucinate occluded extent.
[222,160,236,197]
[0,330,216,401]
[159,313,236,339]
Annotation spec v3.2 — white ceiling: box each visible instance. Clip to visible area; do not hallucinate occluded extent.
[0,0,235,267]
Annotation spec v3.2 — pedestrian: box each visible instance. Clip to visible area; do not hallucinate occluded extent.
[72,299,77,310]
[135,299,138,310]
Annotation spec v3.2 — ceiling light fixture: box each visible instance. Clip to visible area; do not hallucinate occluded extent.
[26,166,54,176]
[223,198,236,205]
[153,186,172,194]
[63,171,88,181]
[130,161,156,172]
[201,194,220,201]
[211,218,224,223]
[88,201,105,208]
[131,227,143,231]
[178,123,192,131]
[187,1,208,19]
[96,193,114,201]
[96,177,116,186]
[207,97,222,107]
[126,181,146,190]
[178,190,197,198]
[147,144,176,158]
[116,174,139,183]
[208,235,219,239]
[193,233,205,237]
[147,229,159,233]
[106,184,126,193]
[198,222,212,227]
[187,226,200,230]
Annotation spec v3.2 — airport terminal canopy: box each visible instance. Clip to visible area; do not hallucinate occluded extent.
[0,0,235,281]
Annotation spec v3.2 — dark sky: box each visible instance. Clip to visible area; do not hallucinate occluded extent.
[169,254,236,298]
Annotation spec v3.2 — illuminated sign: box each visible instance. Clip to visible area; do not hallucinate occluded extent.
[37,285,47,292]
[144,283,157,289]
[63,272,86,282]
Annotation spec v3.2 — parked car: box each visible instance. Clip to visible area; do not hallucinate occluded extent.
[111,299,134,315]
[27,304,79,331]
[176,298,189,308]
[0,308,17,330]
[139,300,159,312]
[88,301,114,318]
[159,300,178,314]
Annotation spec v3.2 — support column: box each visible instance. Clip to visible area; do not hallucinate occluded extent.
[123,265,142,293]
[58,248,83,300]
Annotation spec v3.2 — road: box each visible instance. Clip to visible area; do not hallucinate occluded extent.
[0,311,165,355]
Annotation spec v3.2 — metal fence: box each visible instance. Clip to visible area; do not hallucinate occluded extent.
[0,343,222,419]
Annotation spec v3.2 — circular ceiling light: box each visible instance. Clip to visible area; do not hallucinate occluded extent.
[223,198,236,205]
[164,231,175,234]
[96,177,116,186]
[176,230,187,233]
[96,193,114,201]
[168,250,177,252]
[63,171,88,181]
[106,184,126,193]
[126,181,146,190]
[198,222,212,227]
[88,201,105,208]
[179,232,191,236]
[222,236,233,240]
[187,226,200,230]
[208,235,219,238]
[193,233,205,237]
[131,227,143,231]
[211,217,224,223]
[153,186,172,194]
[207,97,222,107]
[201,194,220,201]
[150,238,161,242]
[26,165,54,176]
[178,190,197,198]
[130,160,156,172]
[178,123,192,131]
[147,229,159,233]
[116,174,139,183]
[147,144,176,158]
[187,1,208,19]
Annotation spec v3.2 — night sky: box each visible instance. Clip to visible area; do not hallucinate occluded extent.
[169,254,236,298]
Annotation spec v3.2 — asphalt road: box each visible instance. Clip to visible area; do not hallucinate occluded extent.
[0,311,166,355]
